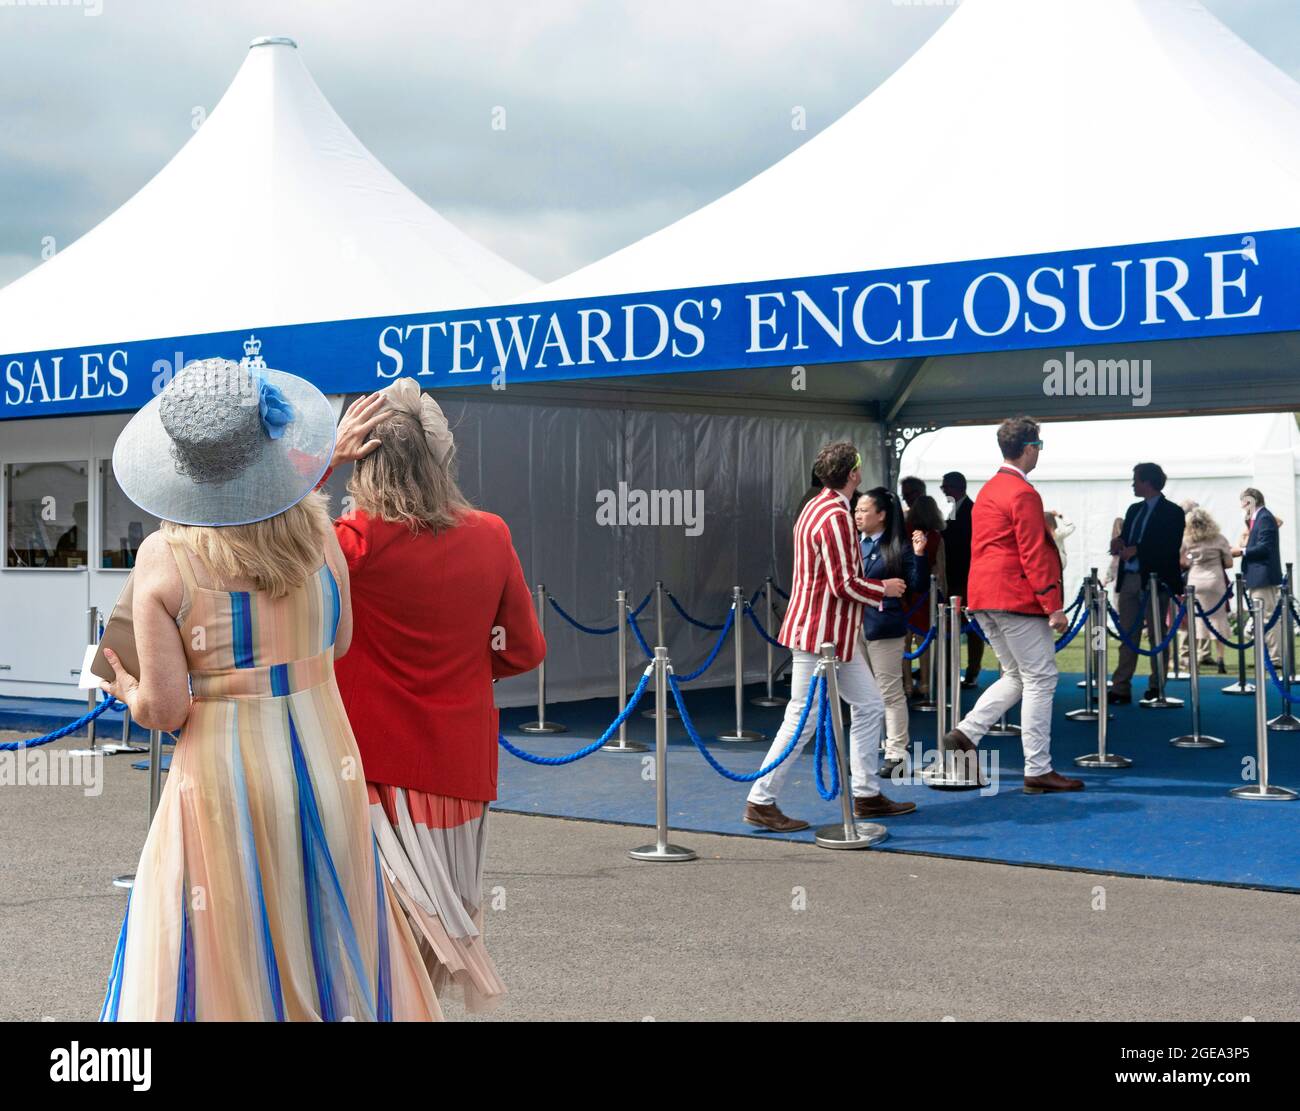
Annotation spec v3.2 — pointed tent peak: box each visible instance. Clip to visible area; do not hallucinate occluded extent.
[535,0,1300,301]
[0,35,535,356]
[249,35,298,49]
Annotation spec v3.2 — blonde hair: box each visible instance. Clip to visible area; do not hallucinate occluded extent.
[162,491,331,598]
[1184,506,1222,545]
[347,410,471,533]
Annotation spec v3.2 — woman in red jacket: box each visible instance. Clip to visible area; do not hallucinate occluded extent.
[325,379,545,1012]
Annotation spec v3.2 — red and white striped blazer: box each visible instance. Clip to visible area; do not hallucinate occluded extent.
[779,488,886,661]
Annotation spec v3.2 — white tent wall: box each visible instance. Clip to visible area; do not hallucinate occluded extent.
[901,414,1300,610]
[323,395,880,708]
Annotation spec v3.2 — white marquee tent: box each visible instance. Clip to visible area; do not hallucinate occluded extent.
[902,413,1300,606]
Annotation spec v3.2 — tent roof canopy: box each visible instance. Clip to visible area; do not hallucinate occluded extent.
[0,36,536,356]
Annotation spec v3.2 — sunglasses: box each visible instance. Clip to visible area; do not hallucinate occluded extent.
[1026,440,1044,449]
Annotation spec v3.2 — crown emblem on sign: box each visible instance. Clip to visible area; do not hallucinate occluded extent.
[240,333,266,370]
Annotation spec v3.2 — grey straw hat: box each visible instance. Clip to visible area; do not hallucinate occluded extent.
[112,349,336,527]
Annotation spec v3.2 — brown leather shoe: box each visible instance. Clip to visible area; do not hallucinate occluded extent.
[853,792,917,818]
[1024,770,1085,794]
[743,801,810,832]
[943,727,978,753]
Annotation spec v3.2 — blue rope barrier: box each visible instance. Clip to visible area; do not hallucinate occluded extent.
[627,610,654,659]
[903,624,937,660]
[813,677,840,801]
[668,668,822,783]
[0,693,124,752]
[1261,643,1300,705]
[743,602,784,648]
[1197,584,1233,618]
[749,584,766,608]
[666,590,727,631]
[1193,595,1284,650]
[1103,589,1151,644]
[498,669,653,765]
[547,595,619,636]
[676,607,736,682]
[961,616,991,644]
[1053,602,1091,651]
[630,589,654,618]
[770,580,790,601]
[1106,599,1187,656]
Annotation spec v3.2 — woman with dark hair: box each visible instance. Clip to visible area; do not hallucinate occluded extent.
[855,488,929,775]
[902,494,947,702]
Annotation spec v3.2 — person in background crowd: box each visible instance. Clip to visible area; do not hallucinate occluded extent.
[1108,463,1186,704]
[744,442,914,832]
[900,475,926,510]
[942,416,1082,794]
[98,360,442,1020]
[1180,506,1233,674]
[1046,510,1074,572]
[941,471,983,689]
[902,494,946,703]
[855,489,929,776]
[325,379,546,1012]
[1232,486,1284,666]
[1102,516,1124,588]
[797,466,824,513]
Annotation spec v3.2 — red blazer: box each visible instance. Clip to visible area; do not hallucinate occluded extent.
[967,467,1063,616]
[333,509,545,801]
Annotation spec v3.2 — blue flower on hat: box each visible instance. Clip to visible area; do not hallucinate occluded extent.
[257,378,295,440]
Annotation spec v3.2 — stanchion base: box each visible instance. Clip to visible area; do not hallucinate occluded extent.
[64,748,101,758]
[716,729,765,743]
[640,708,679,720]
[1076,678,1100,689]
[98,744,149,755]
[1221,682,1256,695]
[1166,670,1191,682]
[1267,713,1300,731]
[111,874,134,890]
[921,764,983,791]
[814,821,888,849]
[985,723,1022,735]
[1075,752,1133,768]
[1064,708,1114,722]
[519,721,567,734]
[1228,784,1298,801]
[1170,734,1225,749]
[912,700,937,713]
[629,843,698,861]
[1138,695,1185,709]
[601,739,648,752]
[750,695,788,707]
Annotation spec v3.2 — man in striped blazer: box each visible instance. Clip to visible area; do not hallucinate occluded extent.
[745,442,916,832]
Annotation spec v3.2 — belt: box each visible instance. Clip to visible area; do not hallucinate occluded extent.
[190,651,332,699]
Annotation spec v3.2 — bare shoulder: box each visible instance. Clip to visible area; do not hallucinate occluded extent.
[133,531,183,611]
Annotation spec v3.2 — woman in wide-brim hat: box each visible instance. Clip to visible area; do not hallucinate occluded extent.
[99,356,441,1021]
[322,377,545,1012]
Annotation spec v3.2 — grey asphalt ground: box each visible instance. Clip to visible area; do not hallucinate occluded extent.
[2,729,1297,1022]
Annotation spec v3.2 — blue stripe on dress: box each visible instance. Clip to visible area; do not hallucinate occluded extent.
[288,709,376,1022]
[231,592,255,669]
[231,727,286,1021]
[372,839,392,1022]
[175,885,196,1022]
[322,564,341,651]
[98,892,131,1022]
[269,663,290,698]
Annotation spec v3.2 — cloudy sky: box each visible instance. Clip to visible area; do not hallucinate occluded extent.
[1,0,1297,289]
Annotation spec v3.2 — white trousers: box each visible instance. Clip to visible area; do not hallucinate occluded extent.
[955,611,1057,778]
[747,643,883,806]
[862,635,910,760]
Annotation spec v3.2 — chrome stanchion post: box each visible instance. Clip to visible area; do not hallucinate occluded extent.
[913,575,939,712]
[1223,573,1254,695]
[630,648,698,860]
[70,607,107,757]
[1139,573,1182,708]
[113,727,166,890]
[718,586,764,742]
[1230,599,1298,801]
[814,643,887,849]
[924,597,980,789]
[1269,566,1300,730]
[751,577,787,708]
[520,584,566,734]
[1067,574,1104,723]
[1076,581,1131,768]
[1171,585,1225,748]
[641,580,677,719]
[603,590,647,753]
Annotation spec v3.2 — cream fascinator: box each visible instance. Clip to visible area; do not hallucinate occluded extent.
[376,377,454,464]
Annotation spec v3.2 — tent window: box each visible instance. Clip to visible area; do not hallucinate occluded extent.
[4,461,89,569]
[100,462,159,569]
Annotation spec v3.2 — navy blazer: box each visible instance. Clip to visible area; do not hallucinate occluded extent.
[1116,495,1185,594]
[860,534,930,641]
[1241,507,1283,589]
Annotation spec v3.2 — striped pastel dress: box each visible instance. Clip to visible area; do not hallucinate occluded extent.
[100,537,442,1021]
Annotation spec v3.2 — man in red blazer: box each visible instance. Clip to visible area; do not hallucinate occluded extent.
[942,417,1084,794]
